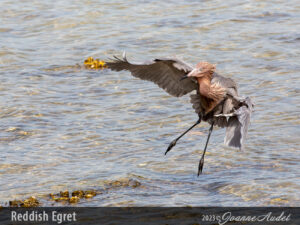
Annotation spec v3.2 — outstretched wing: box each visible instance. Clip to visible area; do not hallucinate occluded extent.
[106,54,197,97]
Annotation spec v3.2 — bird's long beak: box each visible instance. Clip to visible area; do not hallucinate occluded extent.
[180,75,188,81]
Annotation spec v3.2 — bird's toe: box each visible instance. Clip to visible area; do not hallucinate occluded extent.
[198,158,205,176]
[165,140,177,155]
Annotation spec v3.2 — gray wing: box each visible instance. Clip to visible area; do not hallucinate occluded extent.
[190,92,204,116]
[106,54,197,97]
[212,72,238,92]
[224,97,254,150]
[212,72,240,118]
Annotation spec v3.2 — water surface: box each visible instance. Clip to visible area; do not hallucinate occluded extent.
[0,0,299,206]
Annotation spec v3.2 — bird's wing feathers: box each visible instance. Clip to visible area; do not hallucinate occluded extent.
[212,73,238,94]
[190,93,205,116]
[106,55,197,97]
[224,97,253,150]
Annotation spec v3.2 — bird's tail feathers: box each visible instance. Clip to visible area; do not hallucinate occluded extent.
[224,97,253,150]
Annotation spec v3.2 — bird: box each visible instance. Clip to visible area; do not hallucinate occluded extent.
[106,53,254,175]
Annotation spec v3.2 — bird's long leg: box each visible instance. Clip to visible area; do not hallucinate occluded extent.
[198,121,214,176]
[165,117,202,155]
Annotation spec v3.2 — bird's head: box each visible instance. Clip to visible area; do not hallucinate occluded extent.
[181,61,216,81]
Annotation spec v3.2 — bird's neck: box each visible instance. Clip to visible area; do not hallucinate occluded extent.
[197,77,211,97]
[197,77,226,114]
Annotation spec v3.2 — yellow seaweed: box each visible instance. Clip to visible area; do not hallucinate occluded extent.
[84,57,107,69]
[9,197,39,207]
[84,190,97,198]
[60,191,69,198]
[20,196,39,207]
[72,190,84,198]
[69,196,80,204]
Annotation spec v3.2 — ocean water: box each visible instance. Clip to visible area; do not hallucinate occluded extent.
[0,0,299,206]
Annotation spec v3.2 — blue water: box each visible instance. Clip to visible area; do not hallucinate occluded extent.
[0,0,299,206]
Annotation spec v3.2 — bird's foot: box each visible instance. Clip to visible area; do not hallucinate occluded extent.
[165,140,177,155]
[197,157,205,176]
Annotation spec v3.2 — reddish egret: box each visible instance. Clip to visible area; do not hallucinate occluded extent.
[107,53,253,175]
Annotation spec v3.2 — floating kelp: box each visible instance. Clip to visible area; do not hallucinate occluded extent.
[105,178,141,188]
[84,57,107,69]
[9,196,39,207]
[49,189,100,204]
[72,190,84,198]
[49,191,72,203]
[59,190,69,198]
[41,57,106,72]
[5,179,141,207]
[9,200,22,207]
[69,196,80,204]
[84,190,97,198]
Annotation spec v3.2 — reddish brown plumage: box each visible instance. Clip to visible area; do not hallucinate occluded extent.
[188,62,226,114]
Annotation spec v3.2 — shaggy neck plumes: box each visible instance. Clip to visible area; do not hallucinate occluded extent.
[195,62,226,114]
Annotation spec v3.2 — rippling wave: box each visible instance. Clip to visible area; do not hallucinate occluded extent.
[0,0,299,206]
